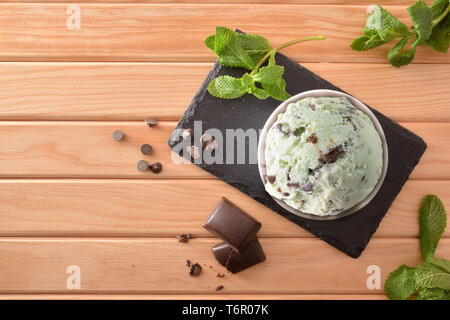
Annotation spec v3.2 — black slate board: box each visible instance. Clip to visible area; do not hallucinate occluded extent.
[168,52,427,258]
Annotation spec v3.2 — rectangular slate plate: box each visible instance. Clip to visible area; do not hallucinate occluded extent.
[168,51,427,258]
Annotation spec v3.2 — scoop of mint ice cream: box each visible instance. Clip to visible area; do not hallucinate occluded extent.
[264,96,383,216]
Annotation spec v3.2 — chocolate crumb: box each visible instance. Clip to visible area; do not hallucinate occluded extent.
[144,118,158,127]
[215,285,224,291]
[301,182,313,192]
[186,260,191,267]
[137,160,149,172]
[216,273,225,278]
[189,263,202,277]
[287,182,299,188]
[177,233,194,243]
[318,145,345,164]
[277,187,281,192]
[112,130,124,141]
[267,175,276,184]
[282,192,290,196]
[307,133,318,144]
[141,144,153,155]
[150,161,163,174]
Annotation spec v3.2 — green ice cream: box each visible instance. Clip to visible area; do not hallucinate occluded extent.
[264,96,383,216]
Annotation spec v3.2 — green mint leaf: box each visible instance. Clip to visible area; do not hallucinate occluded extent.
[205,35,216,51]
[429,0,449,19]
[419,194,447,262]
[414,263,450,290]
[388,37,416,67]
[364,5,411,42]
[408,0,433,46]
[252,65,285,84]
[213,26,256,70]
[251,87,270,100]
[268,51,276,66]
[427,13,450,52]
[384,265,418,300]
[351,32,386,51]
[429,258,450,273]
[262,78,291,101]
[207,75,247,99]
[237,33,271,66]
[417,287,450,300]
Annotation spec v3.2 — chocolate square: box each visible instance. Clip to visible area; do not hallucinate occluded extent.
[203,198,261,253]
[212,239,266,274]
[168,34,427,258]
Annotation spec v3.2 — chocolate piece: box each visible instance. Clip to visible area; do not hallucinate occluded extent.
[150,162,163,174]
[215,285,224,291]
[203,198,261,253]
[112,130,124,141]
[212,239,266,274]
[307,133,318,144]
[319,145,344,164]
[186,259,191,267]
[141,144,153,155]
[189,263,202,277]
[266,175,276,184]
[144,118,157,127]
[216,272,225,278]
[137,160,149,172]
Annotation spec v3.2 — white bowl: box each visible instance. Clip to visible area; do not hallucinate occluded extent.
[257,89,389,221]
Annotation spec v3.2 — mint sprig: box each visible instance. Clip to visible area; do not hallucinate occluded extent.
[384,195,450,300]
[205,27,325,101]
[351,0,450,67]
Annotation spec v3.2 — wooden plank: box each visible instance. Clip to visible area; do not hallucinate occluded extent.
[0,1,415,5]
[0,179,448,238]
[0,121,446,179]
[0,293,387,300]
[0,62,449,122]
[0,238,447,293]
[0,4,448,63]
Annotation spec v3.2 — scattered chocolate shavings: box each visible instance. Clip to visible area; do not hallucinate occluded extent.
[177,233,194,243]
[267,175,276,184]
[189,263,203,277]
[318,145,344,164]
[307,133,318,144]
[215,285,224,291]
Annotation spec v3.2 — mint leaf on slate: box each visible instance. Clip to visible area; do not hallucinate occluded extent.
[388,37,416,67]
[207,75,247,99]
[384,265,418,300]
[414,263,450,290]
[252,65,285,84]
[417,287,450,300]
[262,78,291,101]
[213,26,256,70]
[420,194,447,262]
[237,33,271,66]
[408,0,433,46]
[427,13,450,52]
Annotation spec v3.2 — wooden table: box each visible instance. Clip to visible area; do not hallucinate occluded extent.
[0,0,449,300]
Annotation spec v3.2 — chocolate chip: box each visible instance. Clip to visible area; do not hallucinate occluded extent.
[140,144,153,155]
[200,133,214,148]
[177,233,194,243]
[266,175,276,184]
[287,167,292,181]
[277,187,281,192]
[189,263,202,277]
[112,130,124,141]
[318,145,345,164]
[215,285,224,291]
[301,182,313,192]
[186,260,191,267]
[287,182,299,188]
[150,162,162,174]
[137,160,149,172]
[307,133,318,144]
[182,128,193,140]
[216,273,225,278]
[186,145,200,159]
[144,118,157,127]
[282,192,290,196]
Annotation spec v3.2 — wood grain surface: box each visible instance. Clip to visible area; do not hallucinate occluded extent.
[0,0,449,300]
